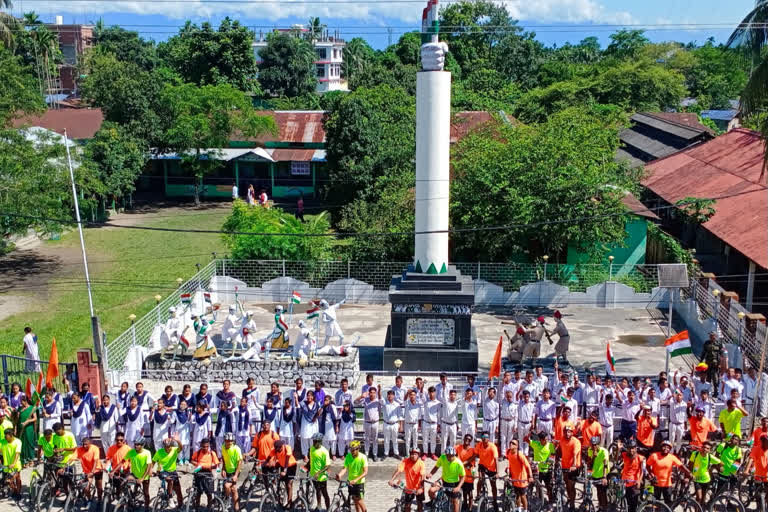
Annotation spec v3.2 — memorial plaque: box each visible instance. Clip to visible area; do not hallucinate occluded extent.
[406,318,455,345]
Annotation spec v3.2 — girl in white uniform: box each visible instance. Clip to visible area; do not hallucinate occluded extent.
[150,398,174,451]
[174,400,192,463]
[190,402,212,454]
[278,398,294,450]
[337,401,356,457]
[299,390,320,458]
[122,396,144,447]
[320,395,338,457]
[262,398,279,433]
[95,394,120,450]
[234,397,251,454]
[69,393,93,446]
[41,392,62,432]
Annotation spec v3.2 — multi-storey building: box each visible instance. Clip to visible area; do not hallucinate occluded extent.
[253,26,348,93]
[46,16,94,94]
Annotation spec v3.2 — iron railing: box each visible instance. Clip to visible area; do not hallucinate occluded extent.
[0,355,69,394]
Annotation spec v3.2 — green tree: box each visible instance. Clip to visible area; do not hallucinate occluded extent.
[83,121,147,209]
[161,83,277,205]
[0,0,20,49]
[323,85,416,202]
[451,106,636,261]
[0,47,44,127]
[158,18,258,92]
[92,25,158,70]
[79,52,170,145]
[14,25,62,100]
[604,29,649,60]
[306,17,326,42]
[222,200,334,260]
[687,41,747,109]
[394,31,421,66]
[342,37,375,85]
[257,31,316,97]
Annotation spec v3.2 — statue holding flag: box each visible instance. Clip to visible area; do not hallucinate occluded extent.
[191,313,218,360]
[258,305,290,350]
[320,299,345,346]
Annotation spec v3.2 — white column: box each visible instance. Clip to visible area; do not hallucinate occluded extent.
[414,70,451,274]
[747,261,756,311]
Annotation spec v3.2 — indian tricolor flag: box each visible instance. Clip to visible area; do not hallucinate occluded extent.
[307,304,320,320]
[204,292,212,304]
[666,331,692,358]
[606,341,616,375]
[291,291,301,304]
[180,293,191,305]
[179,333,190,349]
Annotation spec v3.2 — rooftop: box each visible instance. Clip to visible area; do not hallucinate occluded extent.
[11,108,104,139]
[642,128,767,269]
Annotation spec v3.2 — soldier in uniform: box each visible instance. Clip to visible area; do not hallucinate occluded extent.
[551,311,570,364]
[701,331,725,397]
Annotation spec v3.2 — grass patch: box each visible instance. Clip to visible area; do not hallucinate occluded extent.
[0,208,230,362]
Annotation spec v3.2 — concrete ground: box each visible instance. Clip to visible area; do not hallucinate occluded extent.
[214,302,669,376]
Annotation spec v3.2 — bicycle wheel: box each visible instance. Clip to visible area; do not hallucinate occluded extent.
[34,481,54,512]
[672,497,703,512]
[476,496,494,512]
[638,499,673,512]
[301,480,316,509]
[182,490,198,512]
[738,480,757,510]
[291,496,311,512]
[528,481,547,512]
[151,495,170,512]
[709,494,746,512]
[579,498,596,512]
[209,496,228,512]
[260,493,283,512]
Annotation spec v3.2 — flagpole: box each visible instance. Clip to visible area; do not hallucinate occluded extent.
[665,289,674,373]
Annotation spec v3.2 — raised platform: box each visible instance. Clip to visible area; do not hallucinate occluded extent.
[142,350,359,387]
[384,265,478,372]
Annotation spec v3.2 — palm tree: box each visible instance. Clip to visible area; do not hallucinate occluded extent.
[307,17,325,42]
[726,1,768,167]
[0,0,21,50]
[22,11,41,26]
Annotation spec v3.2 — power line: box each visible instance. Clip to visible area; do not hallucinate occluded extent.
[0,189,761,238]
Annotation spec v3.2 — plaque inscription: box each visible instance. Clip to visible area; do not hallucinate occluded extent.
[406,318,455,345]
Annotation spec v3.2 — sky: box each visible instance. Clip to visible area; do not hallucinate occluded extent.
[4,0,757,49]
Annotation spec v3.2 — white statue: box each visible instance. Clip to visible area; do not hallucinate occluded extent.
[292,320,317,360]
[160,307,183,357]
[222,304,241,343]
[240,311,258,348]
[320,299,345,346]
[420,41,449,71]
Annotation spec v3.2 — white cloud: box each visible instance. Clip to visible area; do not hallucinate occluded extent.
[24,0,634,25]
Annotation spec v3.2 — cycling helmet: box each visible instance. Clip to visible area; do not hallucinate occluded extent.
[224,432,236,442]
[444,447,457,456]
[274,440,285,450]
[350,440,361,450]
[312,433,324,442]
[590,436,601,445]
[134,436,146,445]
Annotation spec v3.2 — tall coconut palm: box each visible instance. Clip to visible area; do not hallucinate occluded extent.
[307,17,325,42]
[726,0,768,169]
[22,11,41,26]
[0,0,21,50]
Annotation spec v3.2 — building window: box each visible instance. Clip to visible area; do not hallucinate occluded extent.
[315,47,326,60]
[291,161,311,176]
[316,64,325,77]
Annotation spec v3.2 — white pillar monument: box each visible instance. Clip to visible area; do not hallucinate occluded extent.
[414,0,450,275]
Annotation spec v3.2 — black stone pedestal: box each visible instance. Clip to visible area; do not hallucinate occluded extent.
[383,265,478,372]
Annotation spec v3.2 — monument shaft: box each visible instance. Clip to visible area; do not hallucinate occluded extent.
[414,71,451,275]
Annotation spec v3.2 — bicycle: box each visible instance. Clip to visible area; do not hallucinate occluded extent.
[61,472,92,512]
[576,471,597,512]
[150,470,186,512]
[213,472,238,512]
[474,470,497,512]
[183,471,219,512]
[113,477,147,512]
[28,457,61,512]
[627,481,672,512]
[239,459,266,505]
[388,482,425,512]
[295,467,317,510]
[101,472,129,512]
[502,477,540,512]
[422,479,451,512]
[259,470,291,512]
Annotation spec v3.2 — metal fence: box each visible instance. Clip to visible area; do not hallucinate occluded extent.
[104,260,218,375]
[0,355,69,394]
[218,259,661,293]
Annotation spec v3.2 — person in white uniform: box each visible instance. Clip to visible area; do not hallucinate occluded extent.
[382,391,403,459]
[22,326,40,372]
[69,392,93,446]
[122,396,144,447]
[460,389,477,442]
[190,402,212,454]
[499,390,518,456]
[403,391,422,455]
[423,387,441,459]
[517,390,535,456]
[337,401,356,457]
[440,389,459,454]
[174,400,192,463]
[319,299,345,346]
[667,390,688,453]
[95,394,120,450]
[533,388,556,436]
[41,391,62,432]
[150,398,175,451]
[278,398,295,449]
[356,386,382,461]
[482,387,500,445]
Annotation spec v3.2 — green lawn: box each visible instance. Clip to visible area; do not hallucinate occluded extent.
[0,208,230,363]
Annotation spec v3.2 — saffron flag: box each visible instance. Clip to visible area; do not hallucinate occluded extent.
[46,338,59,388]
[180,293,191,304]
[291,291,301,304]
[25,378,33,401]
[606,341,616,375]
[665,331,692,357]
[489,336,503,380]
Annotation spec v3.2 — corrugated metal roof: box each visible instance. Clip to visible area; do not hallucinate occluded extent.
[12,108,104,139]
[151,148,274,162]
[620,129,681,160]
[632,113,706,140]
[641,112,715,136]
[643,128,767,269]
[449,111,518,143]
[269,149,316,161]
[251,111,326,143]
[621,192,660,220]
[701,110,739,122]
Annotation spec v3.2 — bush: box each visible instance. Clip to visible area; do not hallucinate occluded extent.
[222,200,335,261]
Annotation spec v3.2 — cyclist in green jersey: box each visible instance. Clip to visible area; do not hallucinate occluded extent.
[530,431,555,501]
[220,432,243,512]
[586,436,610,512]
[2,430,22,497]
[689,440,722,506]
[308,433,331,511]
[125,436,152,509]
[151,436,184,508]
[715,434,742,487]
[37,428,55,460]
[427,447,466,512]
[52,422,77,494]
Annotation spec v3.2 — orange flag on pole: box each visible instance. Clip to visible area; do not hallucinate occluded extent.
[46,338,60,388]
[489,335,503,380]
